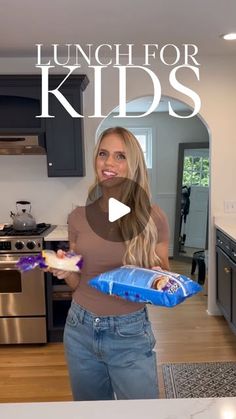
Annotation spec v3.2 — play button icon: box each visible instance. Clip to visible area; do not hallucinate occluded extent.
[108,198,131,222]
[85,177,151,242]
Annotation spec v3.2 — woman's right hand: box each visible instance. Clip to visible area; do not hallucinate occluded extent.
[49,249,71,279]
[45,249,80,286]
[50,268,72,280]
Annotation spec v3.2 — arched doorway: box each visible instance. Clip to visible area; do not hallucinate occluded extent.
[96,95,210,263]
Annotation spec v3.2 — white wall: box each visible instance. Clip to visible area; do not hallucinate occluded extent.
[0,55,236,316]
[0,155,86,224]
[100,112,209,255]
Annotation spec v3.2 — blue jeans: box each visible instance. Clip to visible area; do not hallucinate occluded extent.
[63,300,158,401]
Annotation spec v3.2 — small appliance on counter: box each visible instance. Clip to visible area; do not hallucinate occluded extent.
[0,222,55,344]
[10,200,36,231]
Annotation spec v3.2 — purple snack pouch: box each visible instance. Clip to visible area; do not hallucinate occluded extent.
[16,254,48,272]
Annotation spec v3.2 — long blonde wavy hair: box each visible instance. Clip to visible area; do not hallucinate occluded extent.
[89,127,162,268]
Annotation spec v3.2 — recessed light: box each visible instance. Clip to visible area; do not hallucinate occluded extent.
[221,33,236,40]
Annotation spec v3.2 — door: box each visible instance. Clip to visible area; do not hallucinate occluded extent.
[184,186,209,248]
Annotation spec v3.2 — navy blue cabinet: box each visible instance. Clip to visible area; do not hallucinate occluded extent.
[216,229,236,334]
[0,75,89,177]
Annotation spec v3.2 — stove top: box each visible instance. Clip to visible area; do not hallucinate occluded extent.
[0,223,51,237]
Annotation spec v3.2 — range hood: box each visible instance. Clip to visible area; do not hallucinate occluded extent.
[0,135,46,155]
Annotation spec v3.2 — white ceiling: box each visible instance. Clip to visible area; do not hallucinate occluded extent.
[0,0,236,57]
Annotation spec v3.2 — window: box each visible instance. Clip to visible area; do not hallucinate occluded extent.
[129,127,152,168]
[183,151,209,187]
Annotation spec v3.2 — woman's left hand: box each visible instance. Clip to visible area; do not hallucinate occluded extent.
[151,266,163,271]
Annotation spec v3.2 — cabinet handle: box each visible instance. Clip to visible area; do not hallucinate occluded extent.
[224,267,231,274]
[49,162,53,166]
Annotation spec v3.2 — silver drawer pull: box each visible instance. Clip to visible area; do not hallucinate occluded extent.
[224,267,231,274]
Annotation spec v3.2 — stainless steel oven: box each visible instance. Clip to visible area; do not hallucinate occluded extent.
[0,224,53,344]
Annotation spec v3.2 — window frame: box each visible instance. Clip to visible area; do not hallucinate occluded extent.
[129,127,153,169]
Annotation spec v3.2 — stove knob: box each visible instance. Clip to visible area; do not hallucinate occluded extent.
[27,241,36,250]
[15,241,24,250]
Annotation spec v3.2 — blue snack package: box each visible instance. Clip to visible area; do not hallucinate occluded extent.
[89,265,202,307]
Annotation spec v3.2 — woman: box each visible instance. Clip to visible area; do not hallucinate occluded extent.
[52,127,170,401]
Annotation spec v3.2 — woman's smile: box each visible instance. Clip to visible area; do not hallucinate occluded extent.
[102,170,118,179]
[96,133,128,183]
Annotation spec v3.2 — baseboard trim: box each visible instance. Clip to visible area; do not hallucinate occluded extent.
[206,308,222,316]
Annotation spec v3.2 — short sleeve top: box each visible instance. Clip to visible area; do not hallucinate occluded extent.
[68,203,169,316]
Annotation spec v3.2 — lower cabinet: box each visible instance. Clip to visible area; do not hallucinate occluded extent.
[216,247,232,322]
[216,229,236,334]
[44,240,70,342]
[232,265,236,328]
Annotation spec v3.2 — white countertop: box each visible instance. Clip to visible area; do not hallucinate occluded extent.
[214,216,236,241]
[44,225,68,241]
[44,217,236,243]
[0,398,236,419]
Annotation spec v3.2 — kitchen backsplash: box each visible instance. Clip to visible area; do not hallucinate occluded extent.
[0,155,89,224]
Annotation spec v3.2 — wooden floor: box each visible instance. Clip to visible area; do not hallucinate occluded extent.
[0,260,236,402]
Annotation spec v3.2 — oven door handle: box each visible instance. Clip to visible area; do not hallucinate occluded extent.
[0,259,20,268]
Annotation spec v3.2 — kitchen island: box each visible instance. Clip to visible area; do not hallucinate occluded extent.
[1,397,236,419]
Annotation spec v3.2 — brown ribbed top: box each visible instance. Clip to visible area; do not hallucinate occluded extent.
[68,203,169,316]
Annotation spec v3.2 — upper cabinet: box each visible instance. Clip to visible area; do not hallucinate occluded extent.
[0,75,89,177]
[0,77,43,133]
